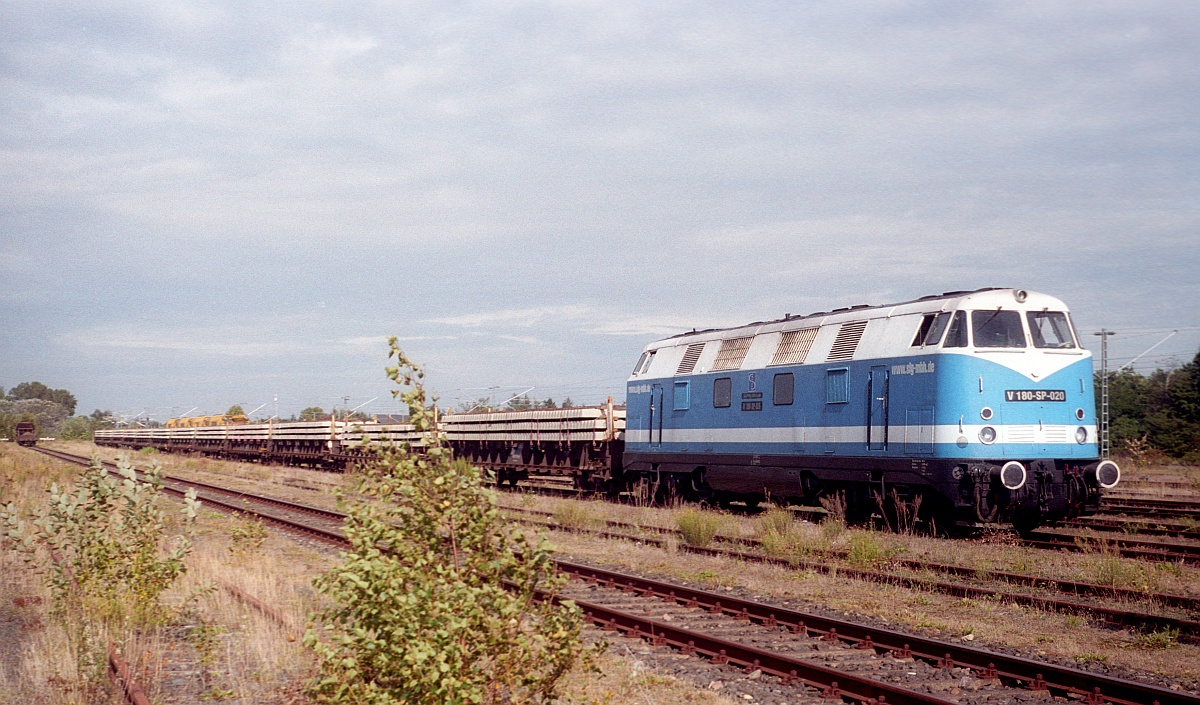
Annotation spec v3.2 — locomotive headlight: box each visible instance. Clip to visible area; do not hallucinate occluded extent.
[1075,427,1088,444]
[978,426,997,444]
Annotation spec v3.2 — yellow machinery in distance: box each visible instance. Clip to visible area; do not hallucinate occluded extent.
[164,414,250,429]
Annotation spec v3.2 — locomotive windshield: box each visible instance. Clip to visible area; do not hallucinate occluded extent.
[1027,311,1077,348]
[971,310,1026,348]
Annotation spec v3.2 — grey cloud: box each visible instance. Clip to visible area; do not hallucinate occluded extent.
[2,1,1197,417]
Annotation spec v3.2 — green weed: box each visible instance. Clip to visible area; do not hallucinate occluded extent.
[675,508,727,548]
[229,517,268,556]
[1131,627,1179,650]
[846,531,899,568]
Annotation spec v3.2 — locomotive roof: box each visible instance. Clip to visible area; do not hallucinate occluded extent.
[650,287,1067,348]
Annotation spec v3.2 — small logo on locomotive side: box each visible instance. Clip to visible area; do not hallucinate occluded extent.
[891,361,936,376]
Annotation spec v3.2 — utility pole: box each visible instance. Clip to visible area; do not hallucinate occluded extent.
[1094,329,1115,459]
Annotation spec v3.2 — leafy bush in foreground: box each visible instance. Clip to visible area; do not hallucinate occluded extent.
[2,456,199,624]
[305,339,590,705]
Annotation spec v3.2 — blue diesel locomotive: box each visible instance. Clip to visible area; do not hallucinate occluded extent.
[622,288,1119,532]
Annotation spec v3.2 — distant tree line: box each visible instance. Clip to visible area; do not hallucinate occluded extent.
[1099,350,1200,463]
[0,381,112,441]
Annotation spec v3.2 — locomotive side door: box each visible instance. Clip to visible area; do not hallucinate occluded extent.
[868,365,889,451]
[649,384,664,447]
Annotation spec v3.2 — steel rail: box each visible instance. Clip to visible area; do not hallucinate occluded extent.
[566,594,960,705]
[1023,532,1200,565]
[1070,516,1200,540]
[33,447,1200,705]
[1101,499,1200,520]
[108,643,153,705]
[557,559,1198,705]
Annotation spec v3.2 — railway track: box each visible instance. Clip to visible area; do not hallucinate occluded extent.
[1101,497,1200,520]
[30,446,1200,705]
[1023,530,1200,565]
[500,505,1200,639]
[1069,515,1200,540]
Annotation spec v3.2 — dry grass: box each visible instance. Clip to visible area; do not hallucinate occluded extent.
[75,442,1195,602]
[553,645,738,705]
[553,501,600,531]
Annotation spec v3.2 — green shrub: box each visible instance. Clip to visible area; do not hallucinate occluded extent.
[1,455,199,693]
[138,446,159,455]
[1,455,199,624]
[304,339,592,705]
[675,507,726,547]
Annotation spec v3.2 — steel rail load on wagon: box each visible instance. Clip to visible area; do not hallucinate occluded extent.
[96,418,425,469]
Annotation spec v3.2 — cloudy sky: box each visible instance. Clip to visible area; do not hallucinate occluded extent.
[2,1,1198,421]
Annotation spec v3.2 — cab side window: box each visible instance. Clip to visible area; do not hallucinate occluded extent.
[943,311,968,348]
[713,377,732,408]
[912,312,950,346]
[773,373,794,405]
